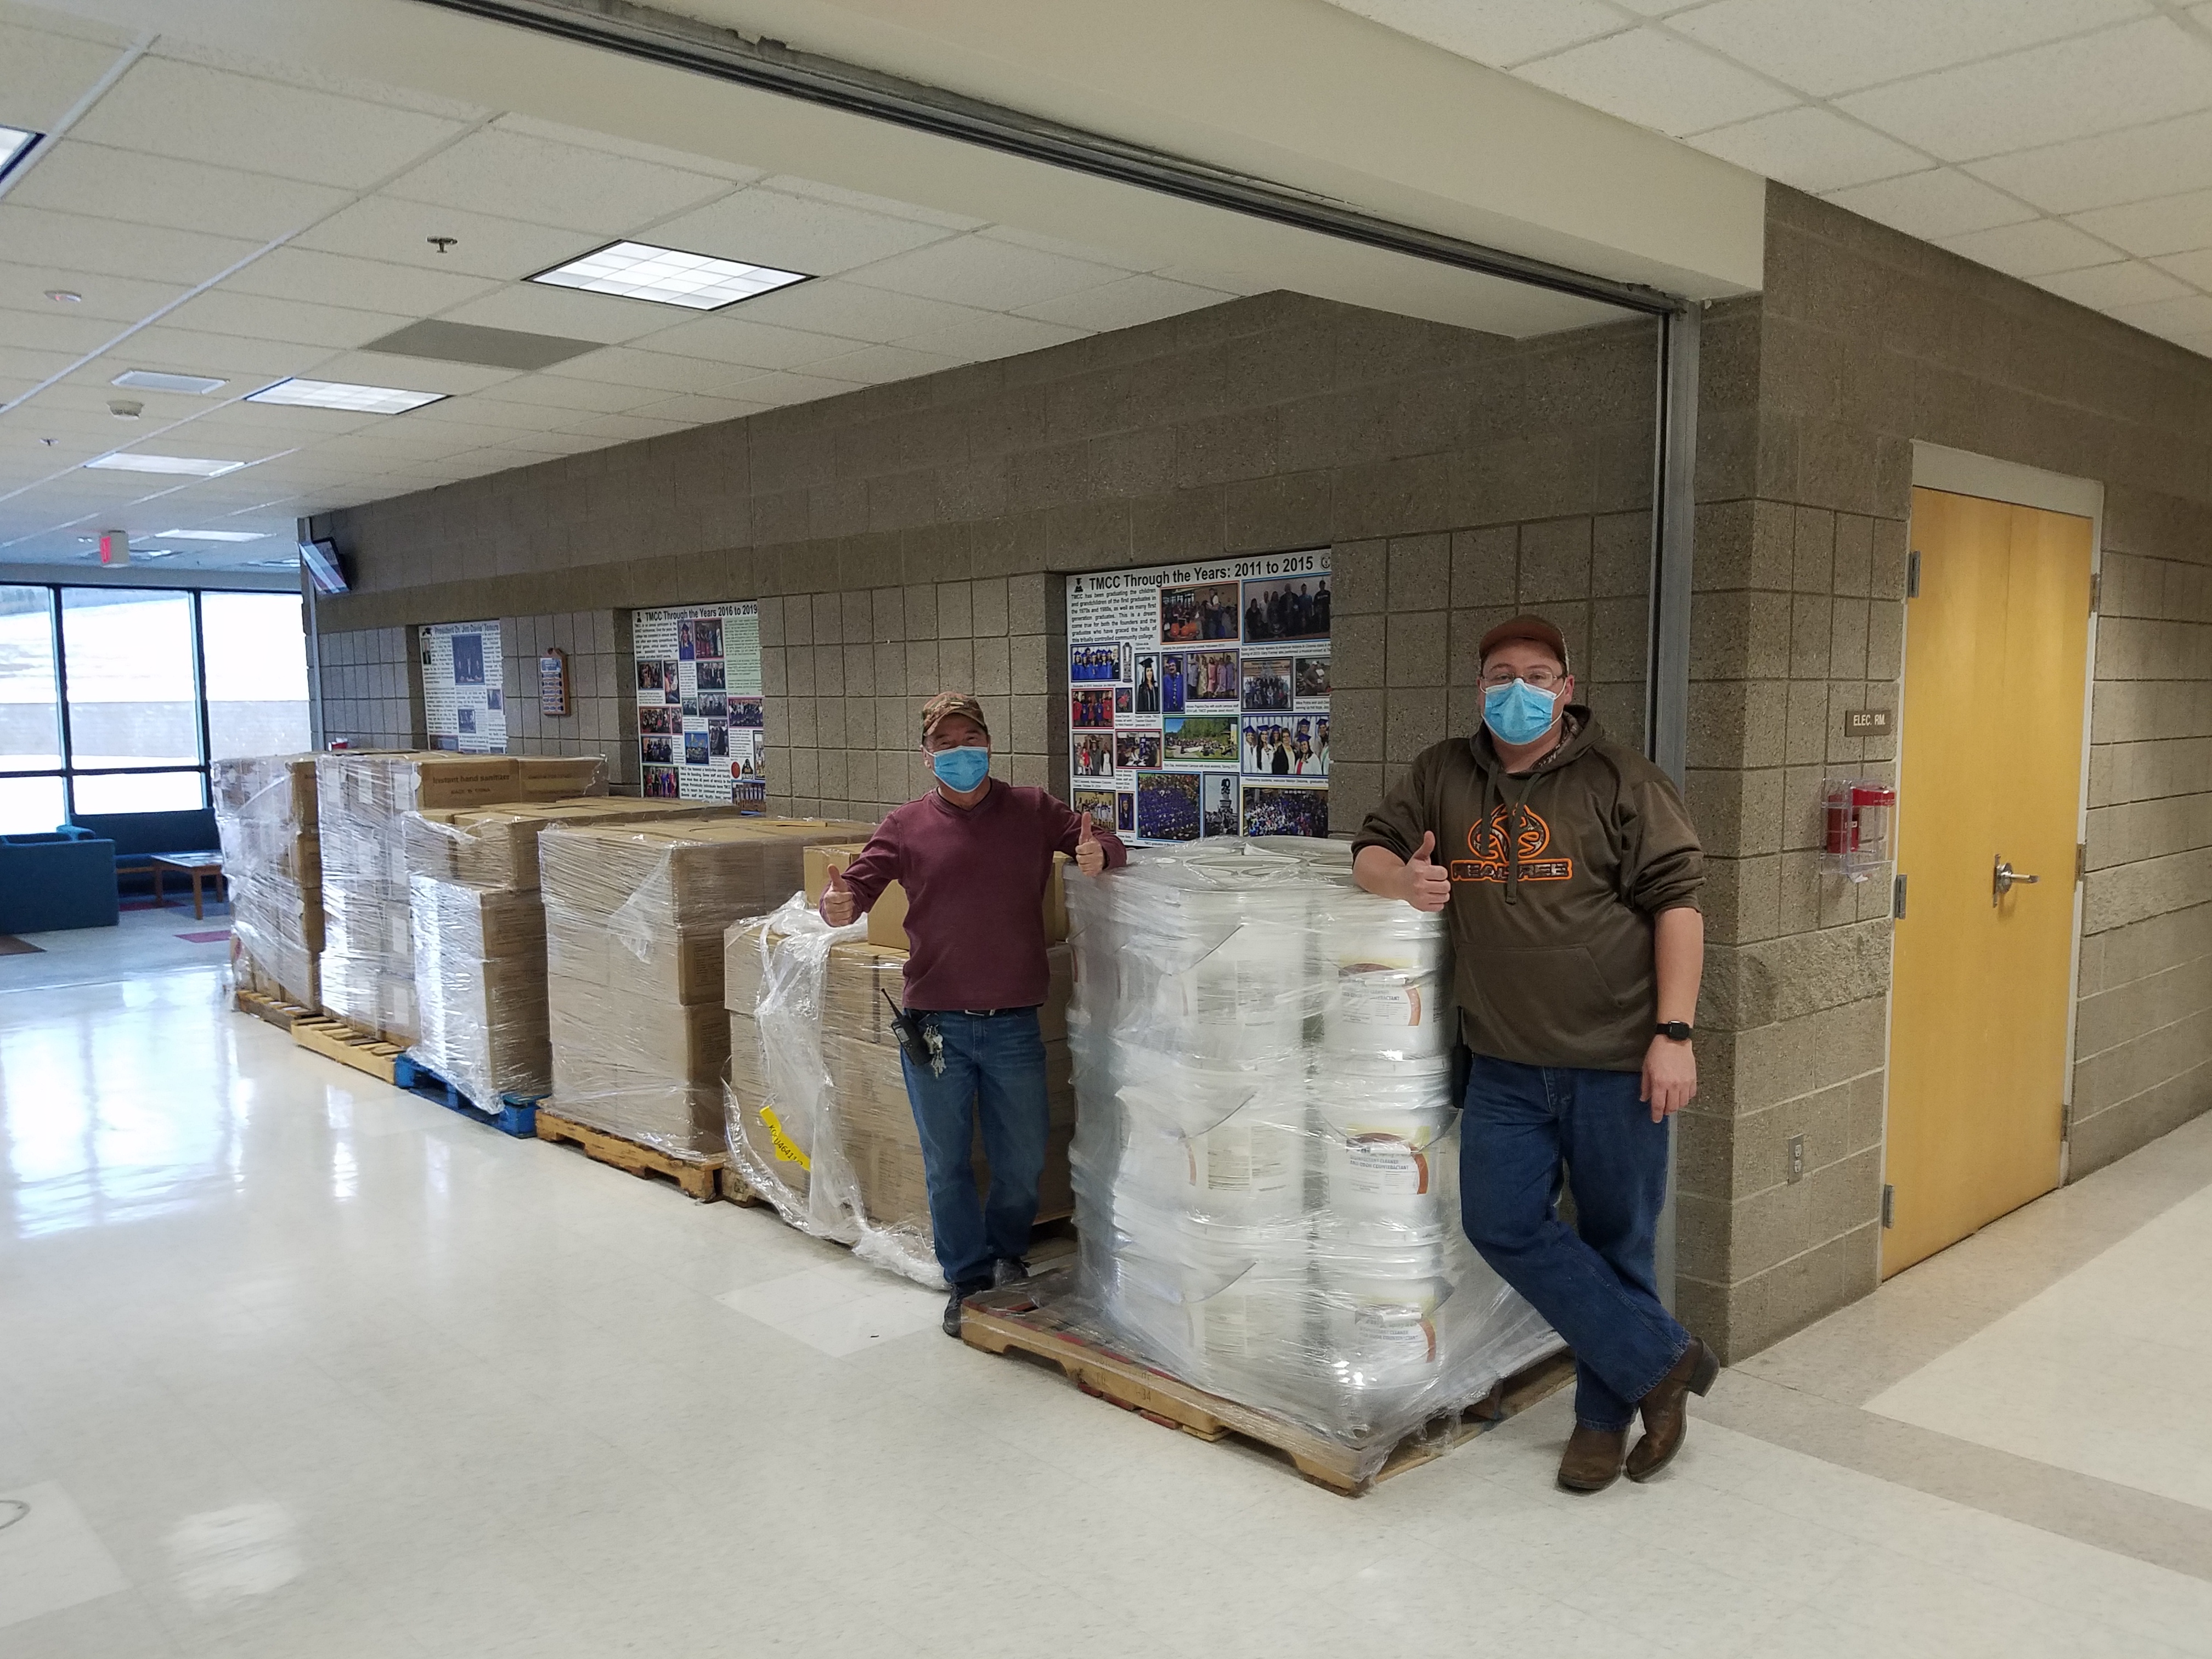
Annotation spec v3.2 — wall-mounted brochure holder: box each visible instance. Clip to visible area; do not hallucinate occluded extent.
[1822,778,1894,883]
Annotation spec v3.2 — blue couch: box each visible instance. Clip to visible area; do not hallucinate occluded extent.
[0,833,119,933]
[71,809,222,896]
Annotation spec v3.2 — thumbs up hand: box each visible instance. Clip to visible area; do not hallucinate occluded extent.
[1402,830,1452,913]
[1075,813,1107,876]
[821,862,858,927]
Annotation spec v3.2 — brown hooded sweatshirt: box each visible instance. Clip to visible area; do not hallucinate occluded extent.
[1351,708,1703,1073]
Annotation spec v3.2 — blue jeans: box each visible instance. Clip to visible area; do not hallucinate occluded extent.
[898,1008,1051,1291]
[1459,1054,1690,1432]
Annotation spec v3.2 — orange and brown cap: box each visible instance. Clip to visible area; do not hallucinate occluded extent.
[1476,613,1571,672]
[919,690,989,742]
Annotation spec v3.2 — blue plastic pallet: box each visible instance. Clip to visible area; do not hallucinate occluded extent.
[392,1054,542,1138]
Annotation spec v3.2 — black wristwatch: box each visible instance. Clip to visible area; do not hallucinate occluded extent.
[1655,1021,1694,1042]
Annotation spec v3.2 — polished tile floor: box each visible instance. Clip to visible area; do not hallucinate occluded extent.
[3,932,2210,1656]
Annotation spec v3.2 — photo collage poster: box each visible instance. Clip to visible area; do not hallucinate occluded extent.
[421,619,506,754]
[1064,550,1330,845]
[630,601,764,802]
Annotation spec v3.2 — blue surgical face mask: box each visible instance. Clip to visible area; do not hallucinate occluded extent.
[1483,678,1560,747]
[930,744,990,792]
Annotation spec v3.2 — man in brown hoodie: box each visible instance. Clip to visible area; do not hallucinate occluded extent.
[1352,614,1716,1493]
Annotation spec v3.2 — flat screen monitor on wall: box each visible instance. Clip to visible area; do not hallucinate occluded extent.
[299,538,348,595]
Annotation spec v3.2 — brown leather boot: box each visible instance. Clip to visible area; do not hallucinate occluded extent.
[1556,1423,1628,1492]
[1625,1338,1720,1482]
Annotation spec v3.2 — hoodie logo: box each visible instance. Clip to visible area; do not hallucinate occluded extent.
[1452,805,1574,884]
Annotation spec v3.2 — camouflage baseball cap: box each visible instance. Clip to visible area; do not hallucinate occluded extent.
[919,690,989,741]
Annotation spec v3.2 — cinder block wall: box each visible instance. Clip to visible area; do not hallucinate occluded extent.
[1681,187,2212,1361]
[314,624,415,751]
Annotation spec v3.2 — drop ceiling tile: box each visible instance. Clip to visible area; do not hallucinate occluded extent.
[620,393,768,425]
[162,291,410,351]
[1155,264,1270,296]
[2150,247,2212,287]
[219,247,502,317]
[975,225,1164,267]
[433,283,691,346]
[461,375,658,414]
[1938,217,2118,276]
[629,311,865,370]
[308,351,522,396]
[845,235,1132,312]
[180,400,388,438]
[1967,109,2212,213]
[1684,106,1927,193]
[803,343,970,386]
[0,19,127,131]
[759,174,986,232]
[538,346,753,394]
[0,343,80,383]
[1515,29,1797,137]
[0,302,124,356]
[646,185,957,277]
[294,196,597,282]
[467,428,617,457]
[2104,292,2212,340]
[1013,274,1238,332]
[0,204,261,286]
[118,325,327,379]
[490,112,765,183]
[401,396,570,432]
[1823,168,2038,238]
[67,56,467,189]
[0,260,188,325]
[899,311,1090,362]
[1318,0,1623,68]
[383,127,733,235]
[709,369,867,408]
[2032,260,2193,309]
[1668,0,2153,99]
[552,411,695,442]
[1834,18,2212,162]
[733,278,996,343]
[2070,189,2212,257]
[5,140,351,246]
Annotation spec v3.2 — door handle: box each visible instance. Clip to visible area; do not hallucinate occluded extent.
[1993,856,2040,904]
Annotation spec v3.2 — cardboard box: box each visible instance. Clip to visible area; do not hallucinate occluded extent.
[723,910,803,1015]
[548,909,724,1003]
[515,755,609,799]
[541,819,874,931]
[808,845,1070,952]
[407,798,725,888]
[726,1010,811,1200]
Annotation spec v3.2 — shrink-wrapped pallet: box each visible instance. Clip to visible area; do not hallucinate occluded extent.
[543,819,870,1154]
[214,754,323,1007]
[401,797,725,1106]
[725,896,1077,1285]
[1053,837,1558,1479]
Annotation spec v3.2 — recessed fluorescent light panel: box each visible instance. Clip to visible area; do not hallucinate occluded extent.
[83,453,246,477]
[112,369,228,396]
[528,240,809,310]
[0,126,40,184]
[157,528,265,542]
[246,377,446,414]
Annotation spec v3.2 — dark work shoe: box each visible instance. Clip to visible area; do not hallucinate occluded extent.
[990,1257,1030,1289]
[1557,1424,1627,1492]
[942,1286,968,1338]
[1626,1338,1720,1483]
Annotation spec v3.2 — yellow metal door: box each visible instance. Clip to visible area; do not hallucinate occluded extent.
[1882,488,2091,1277]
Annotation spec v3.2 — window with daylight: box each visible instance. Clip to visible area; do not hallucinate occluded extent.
[0,583,308,831]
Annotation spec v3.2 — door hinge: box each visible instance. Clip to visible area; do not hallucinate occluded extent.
[2076,842,2087,884]
[2089,571,2101,613]
[1892,872,1908,918]
[1906,550,1921,599]
[1881,1184,1895,1228]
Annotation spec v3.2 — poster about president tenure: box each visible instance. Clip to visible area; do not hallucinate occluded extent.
[422,619,506,754]
[1065,549,1330,846]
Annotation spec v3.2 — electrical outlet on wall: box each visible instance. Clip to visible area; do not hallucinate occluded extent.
[1788,1134,1805,1183]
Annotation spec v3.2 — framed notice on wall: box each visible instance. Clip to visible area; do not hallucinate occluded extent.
[630,600,764,802]
[1064,549,1330,845]
[422,619,506,753]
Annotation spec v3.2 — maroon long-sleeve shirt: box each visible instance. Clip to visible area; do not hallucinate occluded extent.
[833,780,1127,1011]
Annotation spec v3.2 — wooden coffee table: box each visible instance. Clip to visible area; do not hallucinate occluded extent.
[152,853,227,920]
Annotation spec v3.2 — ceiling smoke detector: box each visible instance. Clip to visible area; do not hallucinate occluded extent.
[109,399,143,420]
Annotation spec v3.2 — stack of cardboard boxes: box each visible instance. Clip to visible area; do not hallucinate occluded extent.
[403,797,727,1107]
[213,754,321,1008]
[724,845,1077,1278]
[315,753,606,1042]
[541,819,871,1155]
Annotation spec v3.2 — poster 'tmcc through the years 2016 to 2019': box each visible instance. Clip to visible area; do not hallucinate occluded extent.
[1065,550,1330,846]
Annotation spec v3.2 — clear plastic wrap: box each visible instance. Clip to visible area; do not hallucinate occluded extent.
[540,819,871,1155]
[1053,836,1560,1478]
[213,754,322,1006]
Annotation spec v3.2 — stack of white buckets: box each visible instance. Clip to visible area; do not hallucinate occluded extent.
[1065,838,1558,1452]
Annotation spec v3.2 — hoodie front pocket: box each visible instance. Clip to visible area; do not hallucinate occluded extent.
[1469,945,1627,1051]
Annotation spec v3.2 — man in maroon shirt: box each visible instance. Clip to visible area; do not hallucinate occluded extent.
[822,691,1127,1334]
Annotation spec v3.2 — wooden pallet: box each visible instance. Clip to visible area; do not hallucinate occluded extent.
[234,988,312,1032]
[961,1278,1575,1497]
[292,1015,404,1085]
[392,1054,541,1138]
[719,1166,764,1206]
[534,1106,726,1202]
